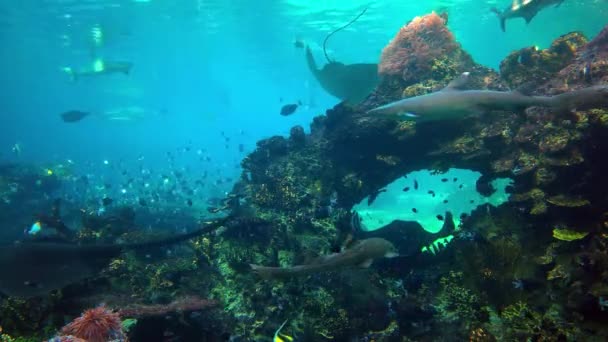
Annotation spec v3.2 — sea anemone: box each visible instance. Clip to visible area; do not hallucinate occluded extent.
[60,305,126,342]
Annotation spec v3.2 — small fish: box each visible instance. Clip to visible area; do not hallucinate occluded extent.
[280,103,300,116]
[11,143,21,156]
[207,206,221,213]
[23,280,42,288]
[294,39,305,49]
[414,180,419,190]
[428,190,436,197]
[60,110,90,123]
[25,221,42,235]
[102,197,113,206]
[453,178,458,182]
[441,178,448,182]
[187,199,193,207]
[273,320,293,342]
[412,208,418,213]
[402,187,410,192]
[436,215,444,221]
[443,199,448,204]
[139,198,147,206]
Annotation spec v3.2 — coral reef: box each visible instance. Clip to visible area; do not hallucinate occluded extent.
[500,32,588,88]
[4,13,608,342]
[223,18,608,341]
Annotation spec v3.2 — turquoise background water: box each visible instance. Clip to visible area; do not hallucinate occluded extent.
[0,0,606,182]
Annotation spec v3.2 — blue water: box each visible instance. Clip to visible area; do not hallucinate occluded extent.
[1,0,606,179]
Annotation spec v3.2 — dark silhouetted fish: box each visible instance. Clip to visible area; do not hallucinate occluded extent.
[60,110,90,123]
[250,238,397,278]
[280,103,300,116]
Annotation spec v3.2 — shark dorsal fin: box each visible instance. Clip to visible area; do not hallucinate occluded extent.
[443,72,471,91]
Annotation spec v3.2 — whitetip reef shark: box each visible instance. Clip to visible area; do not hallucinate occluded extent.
[367,71,608,121]
[367,72,557,121]
[63,60,133,81]
[250,237,398,278]
[491,0,565,32]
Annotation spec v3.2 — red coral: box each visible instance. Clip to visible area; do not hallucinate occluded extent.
[117,296,218,318]
[379,12,458,81]
[59,305,126,342]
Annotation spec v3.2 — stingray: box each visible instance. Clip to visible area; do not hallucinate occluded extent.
[0,217,229,298]
[305,8,379,104]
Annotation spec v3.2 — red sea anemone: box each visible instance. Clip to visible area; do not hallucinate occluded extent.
[60,305,126,342]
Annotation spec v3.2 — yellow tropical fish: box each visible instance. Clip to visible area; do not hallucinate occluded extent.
[273,320,293,342]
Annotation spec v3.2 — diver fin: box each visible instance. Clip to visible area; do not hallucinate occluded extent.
[359,258,373,268]
[443,72,471,91]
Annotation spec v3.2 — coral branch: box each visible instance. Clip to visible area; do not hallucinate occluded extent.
[116,296,219,318]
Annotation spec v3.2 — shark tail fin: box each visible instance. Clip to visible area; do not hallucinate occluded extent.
[490,8,506,32]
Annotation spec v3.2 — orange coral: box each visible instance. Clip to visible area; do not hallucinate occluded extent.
[379,13,457,81]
